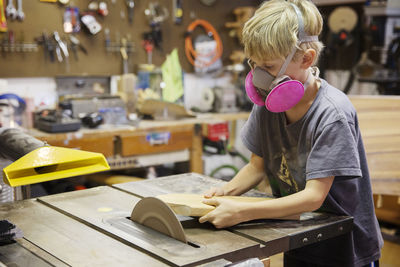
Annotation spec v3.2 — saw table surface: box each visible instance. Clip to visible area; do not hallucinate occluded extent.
[1,173,353,266]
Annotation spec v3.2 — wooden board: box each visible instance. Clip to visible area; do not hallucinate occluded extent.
[350,96,400,196]
[157,193,300,220]
[38,186,263,267]
[350,96,400,112]
[157,193,273,217]
[357,111,400,137]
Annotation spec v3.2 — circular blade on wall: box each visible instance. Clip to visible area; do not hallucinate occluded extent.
[328,6,358,34]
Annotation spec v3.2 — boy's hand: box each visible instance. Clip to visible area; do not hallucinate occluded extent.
[199,198,244,228]
[203,187,225,198]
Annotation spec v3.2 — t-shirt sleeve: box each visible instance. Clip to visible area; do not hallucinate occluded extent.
[306,119,362,180]
[240,105,263,157]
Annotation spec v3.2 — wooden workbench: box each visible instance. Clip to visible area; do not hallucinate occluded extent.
[29,112,250,175]
[0,173,352,266]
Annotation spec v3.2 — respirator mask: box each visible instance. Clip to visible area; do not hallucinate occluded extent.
[245,3,319,113]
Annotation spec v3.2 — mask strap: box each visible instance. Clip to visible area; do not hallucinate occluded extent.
[276,47,297,77]
[303,68,313,90]
[311,66,320,79]
[276,3,319,78]
[303,66,321,91]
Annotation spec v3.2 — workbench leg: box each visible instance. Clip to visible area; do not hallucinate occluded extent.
[190,124,203,174]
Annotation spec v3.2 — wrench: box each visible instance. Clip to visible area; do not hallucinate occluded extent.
[16,0,24,21]
[6,0,17,20]
[54,31,69,58]
[54,31,70,71]
[126,0,134,24]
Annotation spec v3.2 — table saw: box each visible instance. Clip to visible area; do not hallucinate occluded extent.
[0,173,353,266]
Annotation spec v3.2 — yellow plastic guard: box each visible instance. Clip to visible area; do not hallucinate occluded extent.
[3,146,110,187]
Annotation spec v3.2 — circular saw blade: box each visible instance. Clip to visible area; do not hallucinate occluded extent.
[328,7,358,34]
[130,197,187,243]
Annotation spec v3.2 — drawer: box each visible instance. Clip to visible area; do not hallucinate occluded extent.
[38,135,114,157]
[120,125,194,156]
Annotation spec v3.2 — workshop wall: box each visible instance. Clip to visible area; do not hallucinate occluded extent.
[0,0,261,78]
[318,3,365,71]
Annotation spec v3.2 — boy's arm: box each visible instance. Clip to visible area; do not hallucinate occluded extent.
[200,176,334,228]
[242,176,334,220]
[204,153,267,197]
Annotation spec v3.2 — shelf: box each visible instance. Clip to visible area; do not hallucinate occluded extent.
[313,0,366,6]
[364,5,400,16]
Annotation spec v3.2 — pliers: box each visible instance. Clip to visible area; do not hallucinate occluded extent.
[69,35,88,60]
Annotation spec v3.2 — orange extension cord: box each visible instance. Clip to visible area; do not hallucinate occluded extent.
[185,19,223,68]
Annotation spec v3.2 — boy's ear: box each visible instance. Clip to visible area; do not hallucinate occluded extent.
[301,49,316,68]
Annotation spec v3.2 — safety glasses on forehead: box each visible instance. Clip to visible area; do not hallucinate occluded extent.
[245,3,319,113]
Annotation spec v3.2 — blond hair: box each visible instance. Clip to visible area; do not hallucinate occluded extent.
[242,0,324,65]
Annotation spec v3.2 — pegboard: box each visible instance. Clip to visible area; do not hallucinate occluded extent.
[0,0,260,78]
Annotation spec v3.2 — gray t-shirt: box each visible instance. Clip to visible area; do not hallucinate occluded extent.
[241,79,383,266]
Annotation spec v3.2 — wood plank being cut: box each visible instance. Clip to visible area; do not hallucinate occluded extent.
[157,193,273,216]
[38,186,263,267]
[156,193,300,220]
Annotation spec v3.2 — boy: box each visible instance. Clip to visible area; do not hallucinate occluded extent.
[199,0,383,266]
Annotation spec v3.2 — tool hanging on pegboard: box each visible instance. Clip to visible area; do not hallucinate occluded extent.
[185,19,223,73]
[81,12,102,35]
[5,0,16,20]
[0,30,38,54]
[0,0,8,32]
[172,0,183,25]
[126,0,134,24]
[144,2,168,52]
[69,35,88,61]
[5,0,23,22]
[15,0,24,21]
[88,1,108,17]
[142,32,154,65]
[35,31,55,62]
[120,37,129,73]
[103,28,135,59]
[63,6,80,33]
